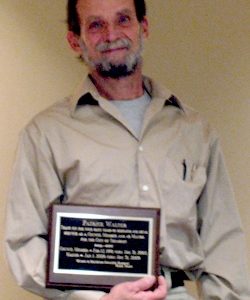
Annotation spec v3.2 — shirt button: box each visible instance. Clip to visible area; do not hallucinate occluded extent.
[139,146,144,152]
[141,185,149,192]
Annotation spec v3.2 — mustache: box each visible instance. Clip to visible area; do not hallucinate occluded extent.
[96,38,131,52]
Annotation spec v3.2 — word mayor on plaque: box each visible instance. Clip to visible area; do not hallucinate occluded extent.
[47,204,160,291]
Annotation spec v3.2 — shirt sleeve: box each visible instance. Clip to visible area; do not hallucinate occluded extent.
[197,135,250,299]
[5,123,106,300]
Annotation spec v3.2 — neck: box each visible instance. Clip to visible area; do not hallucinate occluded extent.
[90,66,144,100]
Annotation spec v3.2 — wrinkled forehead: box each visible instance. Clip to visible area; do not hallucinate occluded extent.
[76,0,136,24]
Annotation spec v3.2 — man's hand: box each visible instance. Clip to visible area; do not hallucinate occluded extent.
[100,276,167,300]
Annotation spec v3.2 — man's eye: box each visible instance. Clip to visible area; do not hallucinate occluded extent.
[118,15,130,25]
[89,21,104,31]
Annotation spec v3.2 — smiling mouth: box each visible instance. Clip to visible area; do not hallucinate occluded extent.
[101,47,128,54]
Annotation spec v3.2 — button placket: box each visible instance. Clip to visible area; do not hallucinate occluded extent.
[137,144,150,195]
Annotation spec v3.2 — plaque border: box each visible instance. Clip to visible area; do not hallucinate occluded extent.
[46,204,160,291]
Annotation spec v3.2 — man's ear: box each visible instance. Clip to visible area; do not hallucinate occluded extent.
[141,17,149,39]
[67,31,82,54]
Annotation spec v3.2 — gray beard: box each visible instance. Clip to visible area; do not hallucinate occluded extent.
[79,33,143,79]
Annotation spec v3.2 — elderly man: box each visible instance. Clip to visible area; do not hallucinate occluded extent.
[5,0,250,299]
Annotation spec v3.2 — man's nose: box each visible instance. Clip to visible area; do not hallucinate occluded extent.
[103,24,121,42]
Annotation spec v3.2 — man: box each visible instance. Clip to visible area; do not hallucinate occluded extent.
[5,0,250,299]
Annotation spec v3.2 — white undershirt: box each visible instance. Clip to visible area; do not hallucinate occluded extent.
[111,91,151,137]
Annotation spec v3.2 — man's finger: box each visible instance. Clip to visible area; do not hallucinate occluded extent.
[152,276,168,298]
[131,276,156,293]
[134,276,167,300]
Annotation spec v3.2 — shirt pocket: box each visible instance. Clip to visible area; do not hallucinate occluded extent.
[160,158,207,220]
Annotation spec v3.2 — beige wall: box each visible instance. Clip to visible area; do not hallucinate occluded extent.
[0,1,249,299]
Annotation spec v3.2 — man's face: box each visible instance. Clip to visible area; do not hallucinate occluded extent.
[75,0,148,78]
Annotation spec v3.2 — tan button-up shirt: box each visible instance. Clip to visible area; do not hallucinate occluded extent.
[5,76,250,299]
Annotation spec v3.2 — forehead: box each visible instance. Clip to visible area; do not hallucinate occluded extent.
[77,0,136,22]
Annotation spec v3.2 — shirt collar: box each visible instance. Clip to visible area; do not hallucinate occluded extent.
[142,76,185,112]
[69,75,185,115]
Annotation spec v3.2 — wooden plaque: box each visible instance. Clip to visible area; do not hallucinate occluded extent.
[46,204,160,291]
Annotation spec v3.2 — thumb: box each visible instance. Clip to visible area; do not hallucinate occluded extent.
[131,276,156,292]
